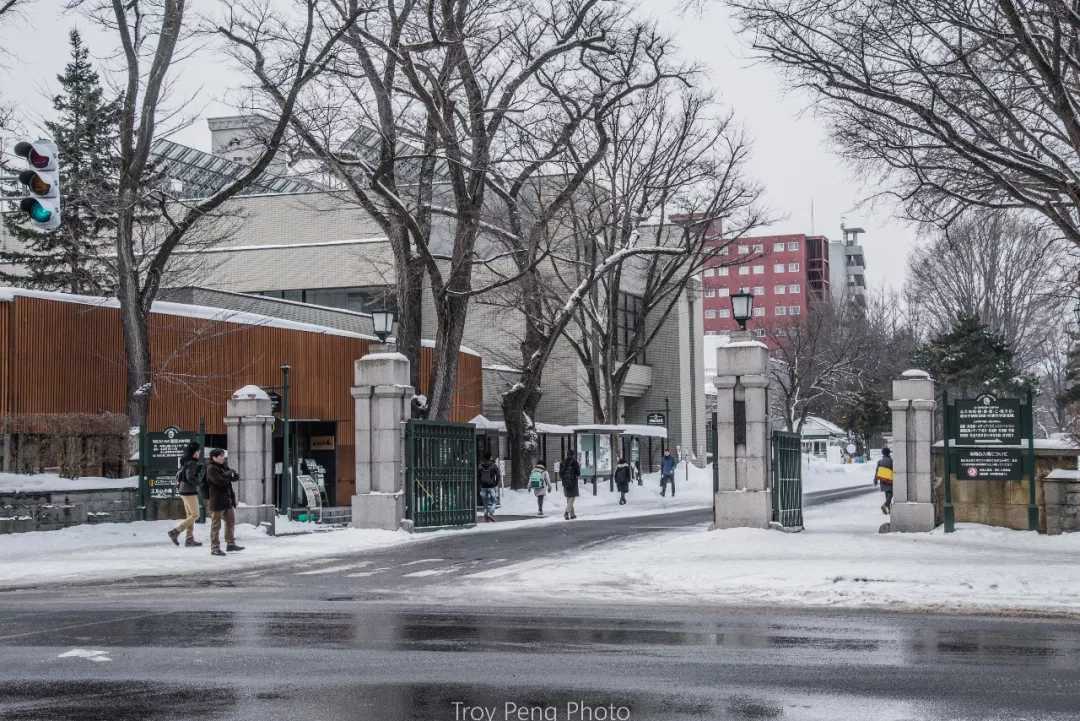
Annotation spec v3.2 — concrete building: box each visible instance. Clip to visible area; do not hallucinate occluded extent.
[701,233,831,345]
[829,223,869,306]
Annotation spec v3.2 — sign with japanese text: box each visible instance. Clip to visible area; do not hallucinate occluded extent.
[954,394,1021,446]
[952,447,1025,481]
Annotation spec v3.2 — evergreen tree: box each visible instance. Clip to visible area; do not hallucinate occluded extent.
[915,313,1035,397]
[1059,334,1080,408]
[1,30,118,294]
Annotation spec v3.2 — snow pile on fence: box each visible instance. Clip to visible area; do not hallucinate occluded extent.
[0,473,139,494]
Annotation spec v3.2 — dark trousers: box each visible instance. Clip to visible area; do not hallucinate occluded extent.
[883,487,893,509]
[660,474,675,496]
[210,508,236,550]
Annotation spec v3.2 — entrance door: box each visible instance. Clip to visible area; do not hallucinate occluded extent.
[771,430,803,529]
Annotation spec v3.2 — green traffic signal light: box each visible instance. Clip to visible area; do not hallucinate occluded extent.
[20,198,53,223]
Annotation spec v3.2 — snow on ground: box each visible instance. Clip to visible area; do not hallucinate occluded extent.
[0,473,138,493]
[0,518,421,589]
[447,491,1080,616]
[801,460,876,492]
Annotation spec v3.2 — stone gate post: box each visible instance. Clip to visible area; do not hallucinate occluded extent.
[888,369,937,532]
[225,385,275,507]
[712,338,772,529]
[351,351,413,530]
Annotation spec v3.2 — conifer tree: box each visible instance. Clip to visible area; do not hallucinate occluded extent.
[1,29,118,294]
[915,314,1035,398]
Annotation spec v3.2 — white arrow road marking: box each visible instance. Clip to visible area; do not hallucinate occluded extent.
[58,648,111,663]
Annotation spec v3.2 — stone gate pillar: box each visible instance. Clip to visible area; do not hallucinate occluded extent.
[888,369,937,532]
[351,351,413,530]
[712,338,772,529]
[225,385,275,507]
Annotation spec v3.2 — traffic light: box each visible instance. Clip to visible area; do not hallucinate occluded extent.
[13,139,61,232]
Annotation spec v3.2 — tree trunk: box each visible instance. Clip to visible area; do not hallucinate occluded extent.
[502,382,542,490]
[394,251,425,393]
[427,292,469,419]
[117,275,151,430]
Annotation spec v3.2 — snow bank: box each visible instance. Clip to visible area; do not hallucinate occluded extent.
[0,517,420,589]
[801,461,875,492]
[0,473,139,493]
[448,492,1080,616]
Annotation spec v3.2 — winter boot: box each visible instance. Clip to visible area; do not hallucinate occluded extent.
[226,543,245,552]
[564,511,570,520]
[185,538,202,547]
[211,549,226,557]
[880,503,889,515]
[167,529,180,546]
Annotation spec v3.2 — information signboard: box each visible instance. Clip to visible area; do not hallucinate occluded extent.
[952,447,1025,481]
[646,412,666,427]
[955,394,1022,446]
[145,426,200,500]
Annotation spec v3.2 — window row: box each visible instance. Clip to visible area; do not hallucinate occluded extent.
[704,263,801,278]
[704,305,802,320]
[704,284,801,298]
[713,240,801,256]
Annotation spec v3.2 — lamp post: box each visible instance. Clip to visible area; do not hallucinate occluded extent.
[730,291,754,332]
[371,309,396,348]
[280,363,292,514]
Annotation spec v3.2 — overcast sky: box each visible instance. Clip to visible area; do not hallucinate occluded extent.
[0,0,919,291]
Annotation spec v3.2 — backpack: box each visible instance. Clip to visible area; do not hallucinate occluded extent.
[479,464,498,488]
[529,468,545,489]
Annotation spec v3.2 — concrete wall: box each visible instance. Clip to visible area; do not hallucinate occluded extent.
[0,487,141,534]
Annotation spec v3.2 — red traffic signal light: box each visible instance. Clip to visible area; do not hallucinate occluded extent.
[14,141,53,170]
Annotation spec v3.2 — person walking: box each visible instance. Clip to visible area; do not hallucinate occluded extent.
[559,451,581,520]
[167,442,204,547]
[477,453,501,522]
[529,461,552,517]
[875,447,895,515]
[660,449,677,497]
[614,457,632,505]
[206,449,245,556]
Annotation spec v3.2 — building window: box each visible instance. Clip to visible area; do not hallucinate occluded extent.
[774,263,785,273]
[775,284,786,295]
[752,243,764,253]
[739,286,751,294]
[773,242,785,252]
[719,308,731,318]
[705,288,716,298]
[704,268,715,277]
[752,264,765,274]
[739,266,750,276]
[788,241,800,251]
[753,286,765,296]
[705,309,717,319]
[789,283,801,294]
[788,262,800,272]
[717,246,730,256]
[718,287,730,297]
[256,285,396,314]
[776,306,787,316]
[753,328,767,338]
[613,292,644,361]
[738,245,750,254]
[789,305,802,315]
[718,267,730,277]
[753,307,766,317]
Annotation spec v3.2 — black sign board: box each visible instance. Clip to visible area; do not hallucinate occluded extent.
[145,426,200,500]
[955,394,1022,445]
[952,447,1025,481]
[646,412,666,426]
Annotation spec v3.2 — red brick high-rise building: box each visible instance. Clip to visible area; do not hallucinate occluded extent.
[701,233,831,344]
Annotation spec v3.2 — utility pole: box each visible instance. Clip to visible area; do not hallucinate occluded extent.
[281,364,292,514]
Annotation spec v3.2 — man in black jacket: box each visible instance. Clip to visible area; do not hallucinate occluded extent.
[167,442,204,547]
[206,449,245,556]
[477,453,501,522]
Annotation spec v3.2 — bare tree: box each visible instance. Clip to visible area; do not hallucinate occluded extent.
[560,86,763,426]
[766,298,870,433]
[905,211,1072,369]
[73,0,362,427]
[731,0,1080,250]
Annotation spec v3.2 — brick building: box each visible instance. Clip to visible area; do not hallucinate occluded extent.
[701,233,831,344]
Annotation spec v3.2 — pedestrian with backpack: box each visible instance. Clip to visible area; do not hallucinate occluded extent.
[875,447,895,515]
[477,453,501,522]
[167,442,204,547]
[614,456,632,505]
[660,449,677,497]
[529,461,552,517]
[205,449,245,556]
[559,451,581,520]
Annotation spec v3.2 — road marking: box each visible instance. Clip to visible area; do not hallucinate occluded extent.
[400,558,445,567]
[296,562,372,576]
[402,564,464,578]
[58,648,111,663]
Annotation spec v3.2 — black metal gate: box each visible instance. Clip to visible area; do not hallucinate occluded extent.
[405,419,477,529]
[771,430,803,528]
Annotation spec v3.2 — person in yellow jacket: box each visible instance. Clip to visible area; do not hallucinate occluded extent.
[875,447,894,515]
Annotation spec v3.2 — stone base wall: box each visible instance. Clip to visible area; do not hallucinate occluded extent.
[0,487,141,534]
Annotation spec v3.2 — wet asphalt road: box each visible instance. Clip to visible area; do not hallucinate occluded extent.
[2,491,1080,721]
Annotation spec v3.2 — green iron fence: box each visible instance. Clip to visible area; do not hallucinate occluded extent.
[771,430,803,529]
[405,419,477,529]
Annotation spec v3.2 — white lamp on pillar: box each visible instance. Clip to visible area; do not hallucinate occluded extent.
[371,310,395,345]
[730,291,754,331]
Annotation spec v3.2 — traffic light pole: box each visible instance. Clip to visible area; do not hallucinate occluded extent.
[281,364,292,515]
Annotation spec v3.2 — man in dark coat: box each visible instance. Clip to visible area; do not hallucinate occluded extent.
[559,451,581,520]
[167,442,204,547]
[206,448,244,556]
[477,453,501,522]
[614,457,632,505]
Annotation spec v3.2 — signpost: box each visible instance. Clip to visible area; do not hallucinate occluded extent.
[141,426,202,503]
[942,390,1035,533]
[646,412,666,427]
